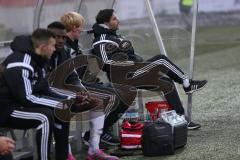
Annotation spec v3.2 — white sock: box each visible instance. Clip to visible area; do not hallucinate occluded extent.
[88,112,105,154]
[68,143,72,154]
[183,78,190,88]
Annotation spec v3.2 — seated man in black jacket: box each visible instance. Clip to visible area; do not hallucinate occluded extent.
[47,21,119,160]
[0,29,74,160]
[60,12,129,148]
[92,9,208,129]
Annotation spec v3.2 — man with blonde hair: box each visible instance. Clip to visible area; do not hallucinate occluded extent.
[61,11,85,58]
[60,12,119,160]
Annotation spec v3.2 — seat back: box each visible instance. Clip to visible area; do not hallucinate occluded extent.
[0,40,12,62]
[79,29,94,54]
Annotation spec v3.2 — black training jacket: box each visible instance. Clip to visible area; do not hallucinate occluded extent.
[92,23,137,64]
[0,35,68,124]
[48,48,82,85]
[65,36,81,58]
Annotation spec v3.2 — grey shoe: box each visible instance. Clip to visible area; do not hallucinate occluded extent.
[187,122,201,130]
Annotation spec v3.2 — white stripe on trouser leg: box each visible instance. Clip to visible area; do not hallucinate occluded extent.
[11,111,49,160]
[101,93,115,118]
[133,59,186,80]
[89,91,116,118]
[11,110,49,160]
[133,59,184,79]
[142,59,182,76]
[88,90,116,119]
[36,124,44,130]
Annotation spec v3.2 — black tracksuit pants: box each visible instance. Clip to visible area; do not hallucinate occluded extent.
[84,81,185,131]
[146,55,185,114]
[4,106,54,160]
[0,154,13,160]
[80,54,185,134]
[105,54,186,116]
[159,77,185,115]
[53,118,70,160]
[4,106,71,160]
[145,54,187,84]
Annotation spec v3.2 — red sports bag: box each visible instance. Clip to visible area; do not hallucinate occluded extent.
[145,101,172,121]
[120,121,144,149]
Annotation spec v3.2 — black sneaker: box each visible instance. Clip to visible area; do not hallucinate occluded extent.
[187,122,201,130]
[100,132,120,146]
[82,131,120,146]
[82,131,90,146]
[184,80,207,94]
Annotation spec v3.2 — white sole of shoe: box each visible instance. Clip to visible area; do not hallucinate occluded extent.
[188,126,201,130]
[100,139,120,146]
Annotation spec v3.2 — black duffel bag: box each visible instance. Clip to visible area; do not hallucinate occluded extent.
[142,121,174,156]
[174,123,188,149]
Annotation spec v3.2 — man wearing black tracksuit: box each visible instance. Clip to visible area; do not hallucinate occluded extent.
[63,31,130,139]
[92,9,208,129]
[0,29,73,160]
[60,12,129,146]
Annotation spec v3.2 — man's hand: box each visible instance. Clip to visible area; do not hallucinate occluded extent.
[76,91,91,105]
[88,95,104,108]
[119,40,132,52]
[71,92,104,113]
[105,42,118,54]
[0,136,15,155]
[76,92,103,107]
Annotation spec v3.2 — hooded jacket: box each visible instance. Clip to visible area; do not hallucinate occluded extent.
[92,23,138,64]
[65,36,81,58]
[63,35,90,82]
[0,35,68,124]
[48,48,83,86]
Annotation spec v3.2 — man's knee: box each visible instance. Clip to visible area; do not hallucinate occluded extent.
[37,108,54,125]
